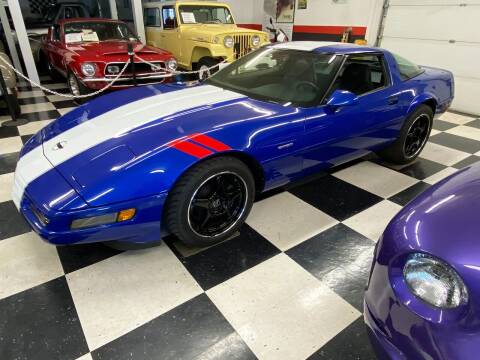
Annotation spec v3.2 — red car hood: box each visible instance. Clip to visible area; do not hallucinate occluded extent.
[66,41,173,60]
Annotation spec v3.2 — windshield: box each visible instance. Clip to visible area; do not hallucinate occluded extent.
[64,22,137,43]
[178,5,234,24]
[206,48,343,106]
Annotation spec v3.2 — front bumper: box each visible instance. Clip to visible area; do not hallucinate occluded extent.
[20,191,168,245]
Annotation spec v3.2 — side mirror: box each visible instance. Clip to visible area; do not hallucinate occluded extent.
[326,90,358,108]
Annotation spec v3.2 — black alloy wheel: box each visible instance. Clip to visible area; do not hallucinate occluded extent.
[188,171,248,237]
[377,104,433,165]
[165,156,255,246]
[404,114,430,158]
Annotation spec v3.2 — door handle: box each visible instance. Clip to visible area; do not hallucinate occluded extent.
[388,96,399,105]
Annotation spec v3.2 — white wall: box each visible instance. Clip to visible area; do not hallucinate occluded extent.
[223,0,263,25]
[294,0,374,27]
[224,0,382,43]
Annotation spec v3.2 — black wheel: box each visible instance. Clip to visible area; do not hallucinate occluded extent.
[377,105,433,165]
[67,72,91,104]
[165,157,255,246]
[197,57,220,81]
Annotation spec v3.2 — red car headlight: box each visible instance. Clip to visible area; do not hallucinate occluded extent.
[81,63,97,77]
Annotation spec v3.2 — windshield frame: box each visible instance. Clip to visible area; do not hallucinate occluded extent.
[63,21,138,43]
[205,48,344,108]
[178,5,235,25]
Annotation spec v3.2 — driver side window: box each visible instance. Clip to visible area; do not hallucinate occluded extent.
[333,54,388,96]
[162,6,177,29]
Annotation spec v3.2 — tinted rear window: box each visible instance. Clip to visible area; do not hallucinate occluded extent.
[393,53,424,81]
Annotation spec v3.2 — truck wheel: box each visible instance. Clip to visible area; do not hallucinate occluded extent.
[165,157,255,247]
[198,57,220,81]
[377,105,433,165]
[68,72,91,104]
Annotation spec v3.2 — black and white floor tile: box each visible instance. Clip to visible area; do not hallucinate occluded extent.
[1,78,479,360]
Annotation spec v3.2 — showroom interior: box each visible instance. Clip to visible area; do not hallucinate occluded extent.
[0,0,479,359]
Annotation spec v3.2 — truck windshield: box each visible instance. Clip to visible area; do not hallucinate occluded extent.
[206,48,342,107]
[64,22,137,43]
[178,5,234,24]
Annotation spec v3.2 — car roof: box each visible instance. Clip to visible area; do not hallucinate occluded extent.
[270,41,383,54]
[57,18,125,25]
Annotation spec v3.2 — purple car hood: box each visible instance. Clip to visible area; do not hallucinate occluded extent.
[387,162,480,267]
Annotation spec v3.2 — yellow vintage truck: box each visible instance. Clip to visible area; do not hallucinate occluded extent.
[143,0,269,78]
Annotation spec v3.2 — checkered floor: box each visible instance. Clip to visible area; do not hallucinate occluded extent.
[1,77,480,360]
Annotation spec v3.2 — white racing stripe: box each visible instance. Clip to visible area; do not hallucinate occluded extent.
[271,41,342,52]
[43,85,244,166]
[12,147,54,209]
[12,85,246,208]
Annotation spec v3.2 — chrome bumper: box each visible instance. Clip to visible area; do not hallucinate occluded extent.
[82,73,172,83]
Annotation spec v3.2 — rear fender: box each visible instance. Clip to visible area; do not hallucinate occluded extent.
[407,93,438,116]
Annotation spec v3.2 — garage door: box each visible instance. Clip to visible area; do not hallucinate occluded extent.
[379,1,480,116]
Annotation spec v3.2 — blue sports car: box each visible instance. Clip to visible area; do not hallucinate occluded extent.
[13,42,454,246]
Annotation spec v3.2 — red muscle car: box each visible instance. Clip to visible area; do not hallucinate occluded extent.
[41,18,177,99]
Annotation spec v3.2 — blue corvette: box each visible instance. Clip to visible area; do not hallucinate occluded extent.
[13,42,454,246]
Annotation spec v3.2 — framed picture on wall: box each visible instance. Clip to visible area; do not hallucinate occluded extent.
[298,0,307,10]
[276,0,295,23]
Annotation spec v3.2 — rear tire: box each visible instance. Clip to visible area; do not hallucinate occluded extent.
[377,105,433,165]
[197,57,220,81]
[165,157,255,247]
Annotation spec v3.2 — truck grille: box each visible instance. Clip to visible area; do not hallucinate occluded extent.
[233,35,253,59]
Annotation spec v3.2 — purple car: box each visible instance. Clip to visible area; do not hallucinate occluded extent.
[365,162,480,359]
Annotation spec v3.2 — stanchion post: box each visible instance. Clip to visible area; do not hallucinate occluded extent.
[0,65,28,127]
[127,42,137,87]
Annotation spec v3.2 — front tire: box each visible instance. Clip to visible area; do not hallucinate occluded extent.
[165,157,255,246]
[197,57,220,81]
[68,72,91,104]
[378,104,433,165]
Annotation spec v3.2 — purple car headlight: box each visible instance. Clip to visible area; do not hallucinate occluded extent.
[404,253,468,309]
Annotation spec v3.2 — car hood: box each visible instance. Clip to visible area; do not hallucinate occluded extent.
[387,161,480,266]
[40,83,282,206]
[66,41,173,60]
[183,24,265,40]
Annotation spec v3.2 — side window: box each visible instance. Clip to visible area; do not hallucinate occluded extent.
[392,53,424,81]
[162,6,177,29]
[334,54,388,96]
[144,8,161,27]
[52,25,61,41]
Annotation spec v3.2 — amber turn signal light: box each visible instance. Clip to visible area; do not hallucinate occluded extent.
[117,208,136,222]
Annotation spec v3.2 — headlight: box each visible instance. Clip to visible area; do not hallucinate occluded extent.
[224,36,234,48]
[404,253,468,308]
[251,35,261,47]
[81,63,96,77]
[71,208,136,229]
[166,58,177,72]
